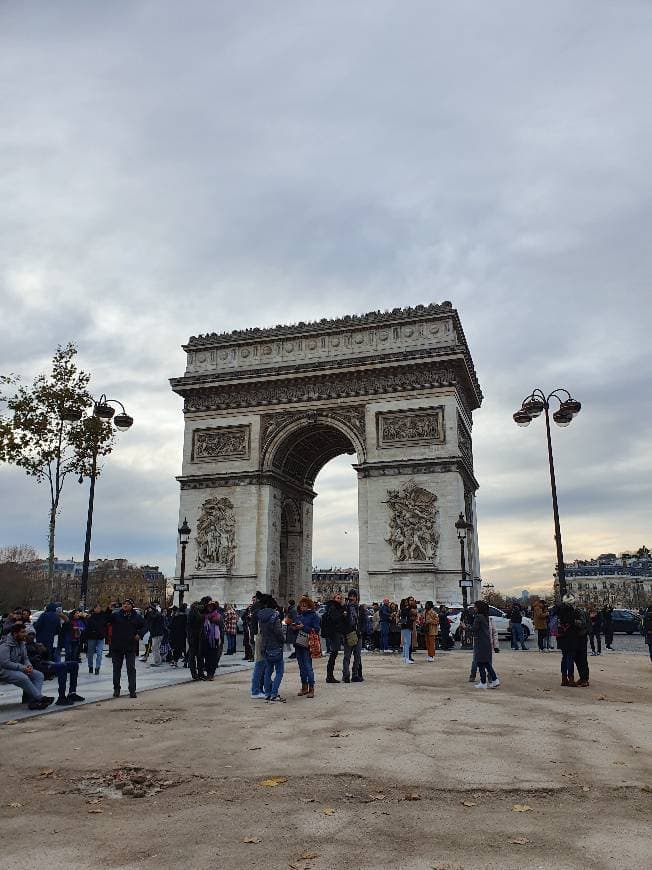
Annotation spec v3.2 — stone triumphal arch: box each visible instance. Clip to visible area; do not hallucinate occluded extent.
[170,302,483,605]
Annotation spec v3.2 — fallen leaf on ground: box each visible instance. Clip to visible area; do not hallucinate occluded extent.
[510,837,530,845]
[582,786,590,792]
[241,837,261,844]
[259,776,288,787]
[300,852,320,860]
[8,801,23,808]
[344,792,355,798]
[39,769,55,777]
[322,807,336,815]
[299,797,316,803]
[368,793,386,801]
[512,804,532,813]
[248,746,262,751]
[87,808,104,814]
[4,720,18,726]
[595,694,608,701]
[461,800,477,807]
[24,729,37,733]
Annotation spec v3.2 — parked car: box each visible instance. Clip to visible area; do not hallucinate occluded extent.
[610,609,642,634]
[448,605,534,642]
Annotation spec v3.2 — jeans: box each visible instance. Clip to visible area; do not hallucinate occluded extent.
[150,635,162,665]
[478,661,497,684]
[401,628,412,660]
[226,633,236,655]
[263,655,285,697]
[87,639,104,671]
[574,638,589,682]
[511,623,526,650]
[52,661,78,697]
[589,631,602,654]
[380,622,390,651]
[3,668,44,701]
[342,639,362,679]
[296,645,315,687]
[560,650,575,677]
[251,634,265,694]
[112,651,137,694]
[326,635,342,677]
[537,629,547,651]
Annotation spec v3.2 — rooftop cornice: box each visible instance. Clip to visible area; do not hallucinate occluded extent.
[184,301,454,349]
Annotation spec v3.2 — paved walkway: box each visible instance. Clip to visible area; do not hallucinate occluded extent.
[0,653,251,723]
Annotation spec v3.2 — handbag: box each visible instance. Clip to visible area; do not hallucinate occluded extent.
[264,646,283,663]
[308,629,322,659]
[345,630,359,648]
[295,630,310,648]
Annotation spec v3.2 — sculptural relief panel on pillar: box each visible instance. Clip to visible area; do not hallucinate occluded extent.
[182,414,261,476]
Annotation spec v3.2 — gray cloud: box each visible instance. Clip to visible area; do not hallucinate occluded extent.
[1,1,651,592]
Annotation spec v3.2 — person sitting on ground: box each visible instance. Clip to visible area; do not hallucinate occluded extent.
[26,634,85,706]
[0,623,55,710]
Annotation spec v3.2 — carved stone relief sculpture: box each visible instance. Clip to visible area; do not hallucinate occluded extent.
[384,479,439,562]
[193,425,250,462]
[377,407,444,448]
[195,496,237,570]
[457,412,473,470]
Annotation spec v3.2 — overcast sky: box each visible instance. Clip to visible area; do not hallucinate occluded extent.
[1,1,651,596]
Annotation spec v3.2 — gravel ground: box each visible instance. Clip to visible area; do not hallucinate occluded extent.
[1,646,650,870]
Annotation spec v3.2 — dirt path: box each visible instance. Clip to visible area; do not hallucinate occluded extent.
[1,649,650,869]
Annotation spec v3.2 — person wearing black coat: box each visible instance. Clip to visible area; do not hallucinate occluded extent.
[342,589,366,683]
[643,606,652,662]
[168,606,187,666]
[146,607,166,667]
[587,606,603,656]
[322,593,347,684]
[85,605,109,675]
[471,600,499,689]
[602,605,614,650]
[108,600,145,698]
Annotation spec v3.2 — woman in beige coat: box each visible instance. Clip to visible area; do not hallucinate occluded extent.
[424,601,439,661]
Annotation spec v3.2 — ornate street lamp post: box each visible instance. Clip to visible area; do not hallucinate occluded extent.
[455,512,474,647]
[176,517,191,608]
[63,395,134,609]
[513,388,581,600]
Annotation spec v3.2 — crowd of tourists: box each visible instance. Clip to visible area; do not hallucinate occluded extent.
[2,591,651,713]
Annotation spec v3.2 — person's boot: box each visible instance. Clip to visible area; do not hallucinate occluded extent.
[67,693,85,703]
[561,674,570,686]
[568,678,577,687]
[113,689,121,698]
[326,673,340,683]
[577,679,590,687]
[297,683,308,696]
[95,668,100,675]
[306,686,314,698]
[88,666,93,674]
[56,695,72,706]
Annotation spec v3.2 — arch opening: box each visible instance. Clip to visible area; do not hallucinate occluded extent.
[269,421,358,488]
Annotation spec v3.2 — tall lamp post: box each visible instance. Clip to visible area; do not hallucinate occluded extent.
[176,518,191,608]
[513,388,581,601]
[63,394,134,609]
[455,510,474,608]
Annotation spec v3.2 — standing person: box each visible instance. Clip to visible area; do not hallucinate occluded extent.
[201,602,222,680]
[258,595,286,702]
[242,604,254,661]
[285,599,298,659]
[168,606,187,666]
[399,598,417,664]
[471,600,500,689]
[146,605,165,667]
[602,605,614,651]
[66,609,85,662]
[509,601,527,650]
[85,604,108,674]
[643,605,652,662]
[572,601,590,687]
[187,599,208,681]
[556,596,577,686]
[224,604,237,655]
[322,592,347,684]
[378,598,391,653]
[587,605,603,656]
[108,600,145,699]
[292,596,320,698]
[532,599,549,653]
[249,591,267,698]
[0,623,55,710]
[438,605,453,650]
[342,589,366,683]
[423,601,439,661]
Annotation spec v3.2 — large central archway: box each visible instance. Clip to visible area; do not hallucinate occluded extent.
[171,302,483,606]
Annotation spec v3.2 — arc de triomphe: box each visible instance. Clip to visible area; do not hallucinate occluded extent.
[170,302,483,606]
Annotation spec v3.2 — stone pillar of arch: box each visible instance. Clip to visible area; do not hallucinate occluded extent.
[170,302,483,607]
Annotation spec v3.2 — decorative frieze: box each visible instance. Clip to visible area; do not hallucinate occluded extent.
[377,407,444,448]
[195,496,237,570]
[384,479,439,563]
[192,425,250,462]
[260,405,366,454]
[457,412,473,471]
[183,364,458,414]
